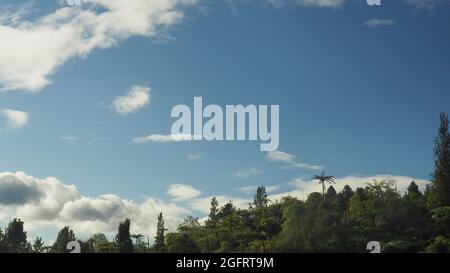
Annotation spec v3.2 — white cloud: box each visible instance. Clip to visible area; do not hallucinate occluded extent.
[298,0,344,8]
[266,150,323,170]
[134,134,195,144]
[364,18,396,27]
[233,168,264,178]
[269,175,431,202]
[188,195,250,214]
[0,109,29,129]
[61,136,79,144]
[187,153,201,160]
[0,172,189,240]
[0,0,199,92]
[112,85,151,115]
[266,150,296,163]
[167,184,202,202]
[266,0,344,8]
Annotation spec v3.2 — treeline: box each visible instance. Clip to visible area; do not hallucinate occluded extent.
[0,113,449,253]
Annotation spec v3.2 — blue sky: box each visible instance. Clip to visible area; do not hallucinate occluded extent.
[0,0,449,240]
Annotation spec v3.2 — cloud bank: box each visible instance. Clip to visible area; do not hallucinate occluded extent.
[0,171,430,242]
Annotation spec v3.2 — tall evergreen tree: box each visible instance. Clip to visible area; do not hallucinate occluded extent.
[5,218,28,253]
[154,212,166,252]
[253,186,269,208]
[207,197,219,228]
[115,218,133,253]
[51,226,76,253]
[432,112,450,206]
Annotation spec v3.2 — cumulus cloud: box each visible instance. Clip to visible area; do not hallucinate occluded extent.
[0,0,199,92]
[266,150,323,170]
[0,172,189,239]
[0,172,44,205]
[0,109,29,129]
[233,168,264,178]
[364,18,396,27]
[167,184,202,202]
[134,134,195,144]
[112,85,151,115]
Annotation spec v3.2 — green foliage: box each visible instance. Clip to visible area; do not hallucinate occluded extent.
[32,237,46,253]
[154,212,166,252]
[51,226,76,253]
[432,112,450,207]
[4,219,28,253]
[115,218,133,253]
[425,235,450,253]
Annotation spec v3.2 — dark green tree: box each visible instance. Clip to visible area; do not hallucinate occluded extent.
[432,112,450,206]
[115,218,133,253]
[32,237,46,253]
[5,218,28,253]
[206,197,219,229]
[51,226,76,253]
[154,212,166,252]
[325,185,337,199]
[253,186,269,208]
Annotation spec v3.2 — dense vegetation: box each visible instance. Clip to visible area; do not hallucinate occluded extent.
[0,113,449,253]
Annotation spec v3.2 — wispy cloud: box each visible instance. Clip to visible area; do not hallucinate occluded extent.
[0,109,29,129]
[134,134,195,144]
[112,85,151,115]
[233,168,264,178]
[187,153,201,160]
[266,0,345,8]
[61,136,79,145]
[266,151,323,170]
[402,0,450,10]
[364,18,396,27]
[167,184,202,202]
[237,185,280,194]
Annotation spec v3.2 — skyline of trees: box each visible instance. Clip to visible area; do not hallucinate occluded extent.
[0,112,449,253]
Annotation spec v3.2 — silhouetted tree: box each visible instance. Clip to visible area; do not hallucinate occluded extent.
[51,226,76,253]
[154,212,166,252]
[206,197,219,229]
[5,219,28,253]
[253,186,269,208]
[115,219,133,253]
[32,237,46,253]
[313,171,336,197]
